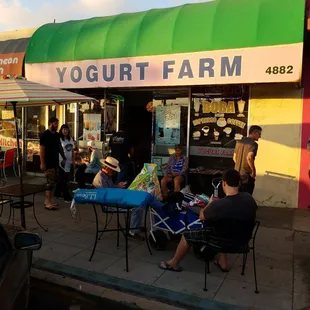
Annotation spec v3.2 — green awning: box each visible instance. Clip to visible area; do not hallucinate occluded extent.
[25,0,305,64]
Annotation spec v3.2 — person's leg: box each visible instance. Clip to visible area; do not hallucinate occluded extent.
[45,168,57,209]
[54,168,64,198]
[161,176,172,198]
[241,175,255,195]
[76,164,87,188]
[166,235,191,269]
[216,253,229,270]
[62,172,72,202]
[129,207,144,240]
[174,176,184,192]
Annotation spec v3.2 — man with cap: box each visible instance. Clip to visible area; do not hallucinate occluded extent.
[75,140,101,189]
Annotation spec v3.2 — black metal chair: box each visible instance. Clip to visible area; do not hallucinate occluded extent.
[7,194,48,231]
[198,219,260,294]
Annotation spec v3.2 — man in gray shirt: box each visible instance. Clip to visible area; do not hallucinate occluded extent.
[233,125,262,195]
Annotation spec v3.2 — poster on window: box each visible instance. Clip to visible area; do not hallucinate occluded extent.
[155,106,181,145]
[83,114,101,141]
[105,105,117,133]
[0,109,22,147]
[190,98,248,156]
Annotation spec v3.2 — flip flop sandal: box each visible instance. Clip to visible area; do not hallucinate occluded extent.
[44,203,58,207]
[159,261,183,272]
[45,205,58,211]
[214,261,230,272]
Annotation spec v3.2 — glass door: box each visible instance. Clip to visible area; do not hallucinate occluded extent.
[25,107,47,173]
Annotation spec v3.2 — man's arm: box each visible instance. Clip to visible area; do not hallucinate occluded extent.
[199,196,215,221]
[247,152,256,178]
[40,145,45,169]
[247,143,258,178]
[59,141,66,160]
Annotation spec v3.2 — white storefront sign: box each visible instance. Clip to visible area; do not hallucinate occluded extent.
[25,43,302,89]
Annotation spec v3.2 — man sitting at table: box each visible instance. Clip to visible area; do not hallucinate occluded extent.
[159,169,257,272]
[93,156,145,241]
[92,157,126,189]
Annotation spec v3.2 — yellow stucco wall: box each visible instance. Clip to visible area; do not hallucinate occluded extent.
[0,28,37,41]
[250,84,303,208]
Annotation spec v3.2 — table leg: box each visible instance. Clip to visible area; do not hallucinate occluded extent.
[20,196,26,229]
[125,208,130,272]
[116,206,120,248]
[89,204,99,262]
[145,206,152,256]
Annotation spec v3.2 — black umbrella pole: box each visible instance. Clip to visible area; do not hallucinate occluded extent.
[12,102,23,188]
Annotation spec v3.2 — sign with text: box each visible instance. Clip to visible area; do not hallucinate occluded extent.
[0,52,25,76]
[190,97,248,154]
[190,146,234,158]
[25,43,302,88]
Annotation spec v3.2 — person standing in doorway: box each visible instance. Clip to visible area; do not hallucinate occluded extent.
[233,125,262,195]
[54,124,74,203]
[109,130,134,184]
[40,117,66,210]
[75,140,101,189]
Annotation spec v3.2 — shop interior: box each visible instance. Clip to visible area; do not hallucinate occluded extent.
[0,84,249,197]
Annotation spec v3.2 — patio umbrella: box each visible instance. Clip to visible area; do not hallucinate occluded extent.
[0,75,95,188]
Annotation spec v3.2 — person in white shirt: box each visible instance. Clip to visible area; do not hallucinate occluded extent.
[54,124,75,203]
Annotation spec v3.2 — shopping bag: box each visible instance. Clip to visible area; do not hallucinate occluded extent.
[128,163,162,201]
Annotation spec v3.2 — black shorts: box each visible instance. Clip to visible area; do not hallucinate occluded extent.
[183,228,212,246]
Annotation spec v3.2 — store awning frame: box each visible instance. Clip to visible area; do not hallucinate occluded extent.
[0,38,29,55]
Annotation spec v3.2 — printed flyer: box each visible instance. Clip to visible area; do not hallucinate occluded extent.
[155,106,181,145]
[83,114,101,142]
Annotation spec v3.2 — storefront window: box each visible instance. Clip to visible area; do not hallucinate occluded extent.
[77,100,117,146]
[64,103,76,139]
[26,107,46,139]
[25,106,47,173]
[0,106,22,150]
[189,85,249,194]
[151,93,190,176]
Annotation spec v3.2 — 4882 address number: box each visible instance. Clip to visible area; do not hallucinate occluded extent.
[265,65,293,75]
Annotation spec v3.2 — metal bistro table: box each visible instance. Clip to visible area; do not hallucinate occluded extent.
[72,188,154,272]
[0,183,47,229]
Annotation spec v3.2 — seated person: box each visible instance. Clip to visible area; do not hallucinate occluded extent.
[159,169,257,272]
[161,144,188,198]
[93,156,146,242]
[93,156,126,189]
[75,140,101,189]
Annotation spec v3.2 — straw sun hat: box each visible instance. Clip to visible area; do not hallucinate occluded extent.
[100,157,121,172]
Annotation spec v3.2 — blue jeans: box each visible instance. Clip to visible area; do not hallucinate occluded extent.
[130,207,143,235]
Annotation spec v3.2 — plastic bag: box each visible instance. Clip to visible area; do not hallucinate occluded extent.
[128,163,162,201]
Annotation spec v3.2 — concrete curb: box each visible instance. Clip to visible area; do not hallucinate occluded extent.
[32,258,247,310]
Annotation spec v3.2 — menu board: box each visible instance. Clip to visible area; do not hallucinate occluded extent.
[83,114,101,141]
[26,141,40,162]
[155,106,181,145]
[190,98,248,157]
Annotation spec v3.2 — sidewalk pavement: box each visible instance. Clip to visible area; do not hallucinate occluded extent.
[1,176,310,310]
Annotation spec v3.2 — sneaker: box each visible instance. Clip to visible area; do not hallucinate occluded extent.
[64,200,72,204]
[72,188,80,193]
[128,232,145,242]
[54,196,63,200]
